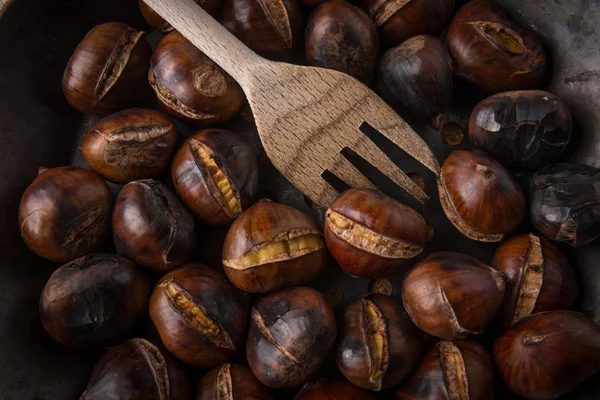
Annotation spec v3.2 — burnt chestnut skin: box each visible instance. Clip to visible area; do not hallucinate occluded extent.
[40,254,149,348]
[197,363,272,400]
[63,22,151,114]
[81,338,190,400]
[305,0,379,82]
[171,129,259,226]
[150,263,249,368]
[296,381,375,399]
[139,0,222,33]
[113,179,196,271]
[247,286,337,388]
[494,311,600,400]
[19,166,112,262]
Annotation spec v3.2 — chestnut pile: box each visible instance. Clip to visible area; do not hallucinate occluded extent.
[18,0,600,399]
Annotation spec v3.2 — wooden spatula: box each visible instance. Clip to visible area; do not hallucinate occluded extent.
[143,0,440,207]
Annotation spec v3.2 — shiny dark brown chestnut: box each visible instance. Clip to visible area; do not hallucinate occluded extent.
[305,0,379,82]
[197,363,272,400]
[397,340,494,400]
[223,200,328,293]
[376,35,453,122]
[492,233,578,328]
[402,252,506,340]
[113,179,196,271]
[150,263,248,368]
[361,0,455,47]
[139,0,222,33]
[438,149,526,242]
[336,293,426,391]
[296,381,375,399]
[18,166,112,262]
[469,91,572,170]
[149,31,244,124]
[325,189,427,278]
[80,338,190,400]
[63,22,151,114]
[530,163,600,247]
[445,0,546,92]
[171,129,259,226]
[82,108,178,184]
[494,311,600,400]
[40,254,149,348]
[246,286,337,388]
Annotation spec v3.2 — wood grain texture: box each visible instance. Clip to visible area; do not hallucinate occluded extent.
[143,0,440,207]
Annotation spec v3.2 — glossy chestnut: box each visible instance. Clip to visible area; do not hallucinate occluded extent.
[494,311,600,400]
[149,31,244,124]
[246,286,337,388]
[150,263,248,368]
[197,363,272,400]
[296,381,375,399]
[18,166,112,262]
[63,22,151,114]
[402,252,506,340]
[438,149,525,242]
[113,179,196,271]
[171,129,259,226]
[139,0,222,33]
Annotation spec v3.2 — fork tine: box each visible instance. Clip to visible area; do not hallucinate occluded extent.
[310,177,340,208]
[329,155,377,190]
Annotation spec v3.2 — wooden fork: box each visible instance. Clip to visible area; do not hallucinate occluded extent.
[143,0,440,207]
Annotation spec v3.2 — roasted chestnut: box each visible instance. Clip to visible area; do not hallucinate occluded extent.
[325,189,426,278]
[397,340,494,400]
[305,0,379,82]
[149,31,244,124]
[82,108,178,184]
[336,293,426,391]
[197,363,272,400]
[376,35,453,122]
[402,252,506,340]
[445,0,546,92]
[492,233,578,328]
[494,311,600,400]
[296,381,375,399]
[221,0,303,57]
[299,0,327,7]
[63,22,151,114]
[469,91,572,170]
[19,166,112,262]
[139,0,222,33]
[150,263,248,368]
[438,149,525,242]
[113,179,196,271]
[80,338,190,400]
[171,129,259,226]
[361,0,455,47]
[247,286,337,388]
[40,253,149,348]
[223,200,328,292]
[530,163,600,247]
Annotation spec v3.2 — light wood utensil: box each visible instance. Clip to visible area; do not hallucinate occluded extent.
[143,0,440,207]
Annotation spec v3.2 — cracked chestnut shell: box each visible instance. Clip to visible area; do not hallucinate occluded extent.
[171,129,259,226]
[296,381,375,399]
[113,179,196,271]
[63,22,151,114]
[530,163,600,247]
[492,233,578,328]
[305,0,379,82]
[438,150,525,242]
[150,263,249,368]
[82,108,178,184]
[149,31,244,124]
[397,340,494,400]
[445,0,546,92]
[376,35,453,122]
[197,363,272,400]
[494,311,600,400]
[361,0,455,47]
[336,293,426,391]
[402,252,506,340]
[139,0,222,33]
[40,253,149,348]
[19,166,112,262]
[324,188,427,278]
[246,286,337,388]
[223,200,328,293]
[80,338,190,400]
